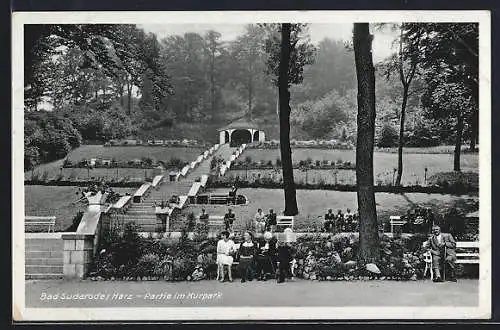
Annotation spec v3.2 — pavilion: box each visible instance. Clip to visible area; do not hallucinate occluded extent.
[218,118,265,145]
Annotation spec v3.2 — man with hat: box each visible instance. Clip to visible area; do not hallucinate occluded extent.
[423,225,457,282]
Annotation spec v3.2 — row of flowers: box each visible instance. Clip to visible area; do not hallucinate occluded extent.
[247,140,354,150]
[208,175,479,195]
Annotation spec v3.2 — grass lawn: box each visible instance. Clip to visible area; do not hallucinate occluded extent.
[24,185,136,232]
[178,188,478,231]
[241,149,478,185]
[25,145,205,180]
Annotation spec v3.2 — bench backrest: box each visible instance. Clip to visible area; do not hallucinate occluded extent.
[456,241,479,249]
[25,216,56,224]
[277,216,294,226]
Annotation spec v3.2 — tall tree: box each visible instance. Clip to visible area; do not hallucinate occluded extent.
[204,30,223,117]
[353,23,379,263]
[229,25,269,120]
[262,23,316,215]
[380,24,422,186]
[404,23,478,170]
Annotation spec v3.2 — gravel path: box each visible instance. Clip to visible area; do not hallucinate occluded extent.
[25,278,478,308]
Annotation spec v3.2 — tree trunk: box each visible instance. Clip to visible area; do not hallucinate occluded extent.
[279,23,298,216]
[126,79,132,116]
[395,85,408,186]
[353,23,379,264]
[210,52,216,115]
[248,78,253,121]
[469,109,478,151]
[454,111,463,171]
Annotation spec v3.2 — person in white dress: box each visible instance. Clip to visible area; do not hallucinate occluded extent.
[217,231,235,282]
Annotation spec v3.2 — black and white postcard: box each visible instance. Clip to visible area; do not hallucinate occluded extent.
[12,10,491,321]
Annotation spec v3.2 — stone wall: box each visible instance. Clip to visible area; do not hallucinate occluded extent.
[62,233,95,279]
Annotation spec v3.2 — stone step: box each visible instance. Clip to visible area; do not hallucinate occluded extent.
[26,265,64,274]
[25,243,63,250]
[25,258,63,266]
[25,273,64,280]
[126,209,156,213]
[25,239,63,247]
[26,250,63,258]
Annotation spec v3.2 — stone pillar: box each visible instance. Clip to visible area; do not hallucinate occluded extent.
[219,131,225,145]
[62,233,95,279]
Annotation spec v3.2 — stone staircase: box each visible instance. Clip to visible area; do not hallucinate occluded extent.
[118,144,237,232]
[25,234,64,280]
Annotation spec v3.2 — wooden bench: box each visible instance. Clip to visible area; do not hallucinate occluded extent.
[389,215,407,234]
[208,194,229,205]
[196,215,225,229]
[456,241,479,264]
[276,216,294,231]
[25,216,56,232]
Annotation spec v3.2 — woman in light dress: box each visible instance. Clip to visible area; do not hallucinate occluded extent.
[217,231,235,282]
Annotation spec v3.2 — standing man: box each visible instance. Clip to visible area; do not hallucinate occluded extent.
[266,209,277,232]
[224,208,236,232]
[324,209,335,233]
[335,209,345,232]
[424,225,457,282]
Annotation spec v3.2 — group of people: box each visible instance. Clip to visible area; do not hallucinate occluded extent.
[253,208,277,233]
[323,208,359,233]
[198,207,278,233]
[199,208,237,232]
[216,230,293,283]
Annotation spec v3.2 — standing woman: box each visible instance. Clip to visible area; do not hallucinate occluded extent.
[217,231,235,282]
[238,231,257,283]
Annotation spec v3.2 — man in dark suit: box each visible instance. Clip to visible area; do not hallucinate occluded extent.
[224,208,235,232]
[424,225,457,282]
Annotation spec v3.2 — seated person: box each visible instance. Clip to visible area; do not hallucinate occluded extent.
[423,225,457,282]
[255,231,277,281]
[228,185,238,204]
[224,208,236,232]
[254,208,266,234]
[199,208,209,224]
[216,231,235,282]
[324,209,335,233]
[266,209,277,232]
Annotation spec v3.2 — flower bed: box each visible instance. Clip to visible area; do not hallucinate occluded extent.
[88,222,478,281]
[24,179,143,188]
[247,140,354,150]
[208,176,479,195]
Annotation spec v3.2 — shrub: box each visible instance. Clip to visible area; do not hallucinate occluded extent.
[377,123,399,148]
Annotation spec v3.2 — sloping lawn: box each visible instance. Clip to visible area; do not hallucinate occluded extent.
[179,188,478,231]
[25,145,205,180]
[24,185,136,232]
